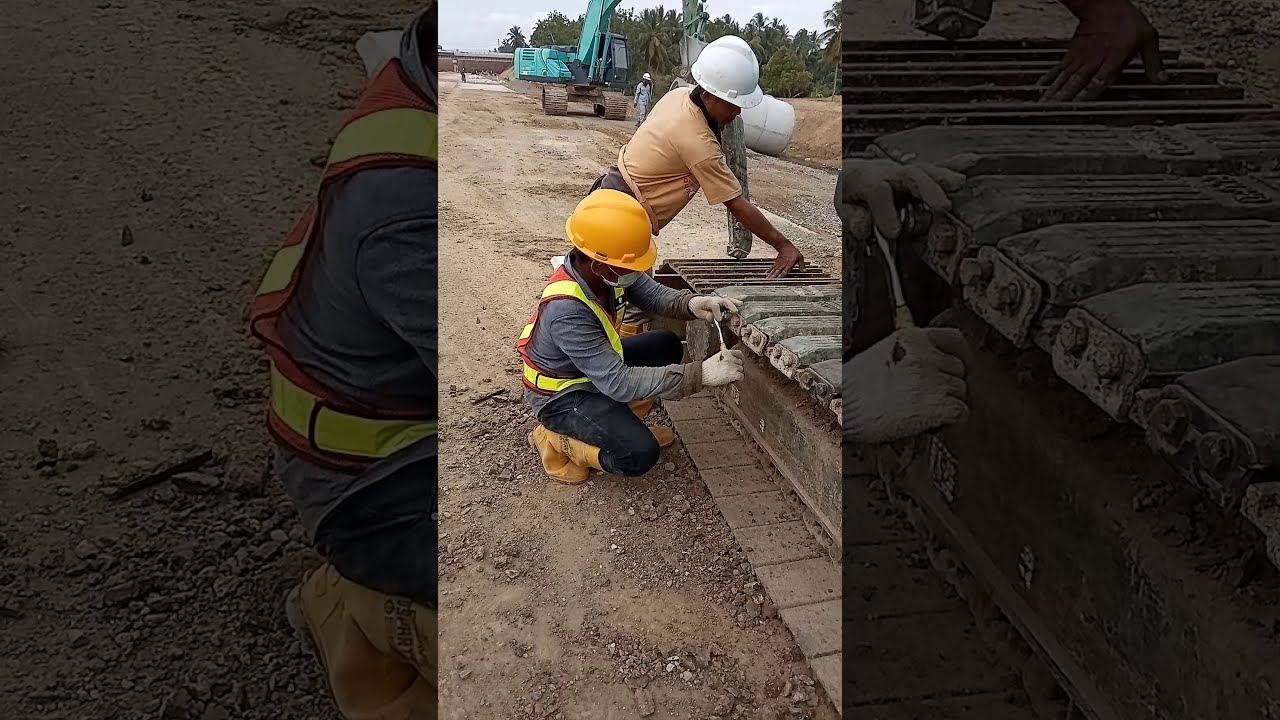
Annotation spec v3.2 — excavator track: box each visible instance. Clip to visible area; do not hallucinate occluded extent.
[541,84,568,116]
[845,38,1280,720]
[657,261,1057,717]
[601,90,628,121]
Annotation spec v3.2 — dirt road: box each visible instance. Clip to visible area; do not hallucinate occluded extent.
[0,2,425,718]
[435,76,839,718]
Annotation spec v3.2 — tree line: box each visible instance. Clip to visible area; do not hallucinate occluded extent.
[496,3,840,100]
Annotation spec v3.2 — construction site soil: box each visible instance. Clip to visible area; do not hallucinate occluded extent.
[2,0,1276,719]
[434,73,838,719]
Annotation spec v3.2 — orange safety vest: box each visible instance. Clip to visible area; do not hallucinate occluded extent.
[248,59,439,472]
[515,265,625,395]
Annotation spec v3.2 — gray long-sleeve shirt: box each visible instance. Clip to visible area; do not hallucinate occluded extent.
[635,82,652,106]
[523,253,702,417]
[270,11,438,574]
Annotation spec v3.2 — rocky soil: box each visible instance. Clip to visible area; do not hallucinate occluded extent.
[0,1,424,718]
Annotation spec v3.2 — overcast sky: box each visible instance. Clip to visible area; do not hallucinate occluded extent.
[439,1,831,53]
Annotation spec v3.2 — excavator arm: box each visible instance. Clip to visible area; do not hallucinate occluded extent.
[575,0,624,81]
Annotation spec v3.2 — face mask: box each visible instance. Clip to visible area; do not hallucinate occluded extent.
[594,261,641,288]
[602,270,642,288]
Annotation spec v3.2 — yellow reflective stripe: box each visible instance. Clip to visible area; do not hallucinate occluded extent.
[257,108,436,301]
[256,243,305,296]
[541,280,581,299]
[329,108,438,165]
[313,407,438,459]
[540,281,623,356]
[518,322,534,341]
[270,363,317,440]
[269,364,436,460]
[522,364,590,393]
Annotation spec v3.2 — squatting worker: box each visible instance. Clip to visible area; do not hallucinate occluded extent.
[518,189,746,484]
[834,0,1166,445]
[246,7,439,718]
[591,34,804,297]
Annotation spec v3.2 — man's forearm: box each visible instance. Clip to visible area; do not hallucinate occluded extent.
[625,276,696,319]
[725,196,794,254]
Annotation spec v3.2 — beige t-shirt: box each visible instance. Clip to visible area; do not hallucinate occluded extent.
[618,87,742,233]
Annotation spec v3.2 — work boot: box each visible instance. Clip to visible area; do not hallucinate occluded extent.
[529,424,604,485]
[287,564,437,720]
[619,321,648,337]
[629,399,676,449]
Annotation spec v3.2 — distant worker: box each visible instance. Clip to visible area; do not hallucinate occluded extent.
[590,34,804,292]
[247,6,439,719]
[519,189,746,484]
[634,72,653,125]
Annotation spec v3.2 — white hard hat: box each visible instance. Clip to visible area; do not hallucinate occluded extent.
[690,35,763,108]
[642,72,652,80]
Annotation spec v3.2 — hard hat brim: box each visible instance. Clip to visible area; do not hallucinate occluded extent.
[600,238,658,273]
[568,235,658,273]
[695,78,765,109]
[724,84,764,108]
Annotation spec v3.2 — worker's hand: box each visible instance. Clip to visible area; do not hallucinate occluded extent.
[689,295,744,322]
[836,156,974,243]
[701,349,745,387]
[765,244,804,279]
[1041,0,1165,102]
[842,327,973,444]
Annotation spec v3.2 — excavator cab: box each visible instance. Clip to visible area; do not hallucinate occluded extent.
[603,34,629,87]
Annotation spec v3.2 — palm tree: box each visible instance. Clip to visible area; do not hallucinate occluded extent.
[792,29,816,69]
[706,13,740,40]
[633,6,681,77]
[501,26,527,51]
[819,0,840,67]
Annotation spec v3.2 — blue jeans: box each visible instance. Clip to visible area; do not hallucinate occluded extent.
[313,461,438,608]
[538,331,683,476]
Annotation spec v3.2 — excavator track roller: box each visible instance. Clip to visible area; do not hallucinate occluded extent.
[541,85,568,116]
[601,91,628,121]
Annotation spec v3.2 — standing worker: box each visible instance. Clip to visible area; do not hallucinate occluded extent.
[634,71,653,126]
[519,189,746,484]
[591,34,804,292]
[247,6,439,719]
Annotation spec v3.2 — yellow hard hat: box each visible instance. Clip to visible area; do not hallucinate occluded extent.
[565,189,656,272]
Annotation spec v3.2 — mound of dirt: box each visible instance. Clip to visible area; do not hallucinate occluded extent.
[499,67,513,81]
[781,98,839,168]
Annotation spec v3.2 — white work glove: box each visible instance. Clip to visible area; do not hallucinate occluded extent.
[689,295,743,322]
[842,327,973,444]
[701,349,745,387]
[836,156,975,242]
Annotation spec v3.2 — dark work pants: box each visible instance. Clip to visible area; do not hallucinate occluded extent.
[539,330,684,476]
[291,443,439,609]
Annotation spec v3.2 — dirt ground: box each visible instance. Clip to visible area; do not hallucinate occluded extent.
[781,99,840,168]
[3,0,1278,717]
[434,72,839,719]
[0,2,424,718]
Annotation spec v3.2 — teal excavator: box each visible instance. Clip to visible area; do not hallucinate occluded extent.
[513,0,631,120]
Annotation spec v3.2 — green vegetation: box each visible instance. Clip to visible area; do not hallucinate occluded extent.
[495,2,841,100]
